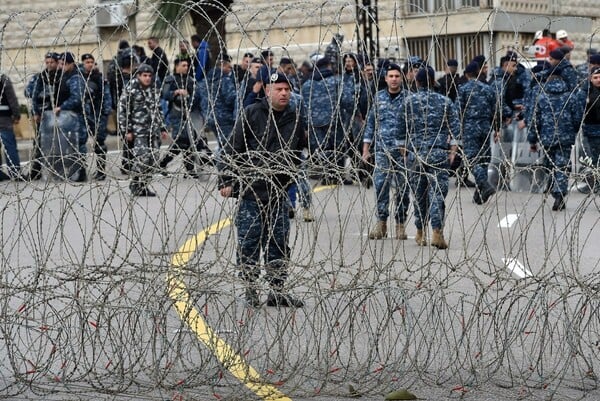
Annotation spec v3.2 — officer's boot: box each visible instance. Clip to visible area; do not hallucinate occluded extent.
[265,273,304,308]
[431,228,448,249]
[93,142,107,181]
[415,228,427,246]
[368,220,387,240]
[183,152,199,178]
[395,223,408,240]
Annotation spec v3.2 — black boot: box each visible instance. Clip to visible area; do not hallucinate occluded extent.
[552,195,566,211]
[481,184,496,204]
[266,291,304,308]
[93,143,107,181]
[130,177,156,197]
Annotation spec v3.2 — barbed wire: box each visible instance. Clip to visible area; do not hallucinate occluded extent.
[0,1,600,400]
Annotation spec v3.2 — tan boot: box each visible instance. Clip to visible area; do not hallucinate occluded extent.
[415,229,427,246]
[431,228,448,249]
[302,208,314,222]
[395,223,408,240]
[368,220,387,240]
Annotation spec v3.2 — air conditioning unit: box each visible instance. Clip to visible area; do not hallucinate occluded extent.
[96,0,136,28]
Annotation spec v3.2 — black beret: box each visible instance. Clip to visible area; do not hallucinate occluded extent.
[261,49,273,58]
[386,63,402,73]
[415,66,435,83]
[81,53,94,62]
[45,52,60,60]
[447,59,458,67]
[472,55,485,67]
[264,72,290,86]
[549,49,565,60]
[464,61,479,74]
[315,56,331,69]
[589,54,600,65]
[243,52,254,58]
[61,52,75,64]
[279,57,292,65]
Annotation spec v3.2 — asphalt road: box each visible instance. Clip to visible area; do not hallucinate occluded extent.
[1,141,599,401]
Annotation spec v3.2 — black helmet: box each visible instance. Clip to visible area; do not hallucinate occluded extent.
[136,63,154,75]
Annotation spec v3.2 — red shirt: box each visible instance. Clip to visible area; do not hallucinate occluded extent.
[534,37,560,59]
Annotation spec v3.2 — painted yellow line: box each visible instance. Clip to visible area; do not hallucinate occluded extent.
[168,218,292,401]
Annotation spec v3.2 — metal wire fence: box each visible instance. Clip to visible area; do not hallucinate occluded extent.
[1,1,600,400]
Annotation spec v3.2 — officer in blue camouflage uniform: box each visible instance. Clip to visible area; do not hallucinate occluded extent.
[362,63,410,240]
[55,52,87,181]
[80,53,112,180]
[218,72,306,308]
[541,49,579,92]
[581,67,600,171]
[401,66,460,249]
[527,70,583,210]
[456,61,498,204]
[159,57,203,177]
[118,64,167,196]
[301,56,353,185]
[200,54,237,152]
[26,52,60,180]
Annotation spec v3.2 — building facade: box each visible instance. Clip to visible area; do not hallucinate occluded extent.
[0,0,598,100]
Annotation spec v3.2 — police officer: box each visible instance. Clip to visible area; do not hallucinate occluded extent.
[218,72,306,308]
[362,63,411,240]
[528,70,583,211]
[108,45,139,174]
[26,51,60,180]
[544,49,578,92]
[159,57,202,177]
[54,52,87,181]
[301,56,352,185]
[0,73,23,180]
[581,66,600,171]
[118,64,168,196]
[456,61,499,204]
[437,59,460,102]
[201,54,237,151]
[80,53,112,180]
[401,66,460,249]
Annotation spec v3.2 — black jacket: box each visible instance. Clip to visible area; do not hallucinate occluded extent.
[219,98,306,203]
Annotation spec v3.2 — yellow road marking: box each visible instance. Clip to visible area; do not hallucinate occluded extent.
[168,218,292,401]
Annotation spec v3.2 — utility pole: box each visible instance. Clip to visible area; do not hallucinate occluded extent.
[355,0,379,61]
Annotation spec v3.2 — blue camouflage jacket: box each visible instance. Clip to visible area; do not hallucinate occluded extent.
[363,89,408,151]
[528,75,583,147]
[301,67,351,128]
[199,67,237,127]
[400,87,460,162]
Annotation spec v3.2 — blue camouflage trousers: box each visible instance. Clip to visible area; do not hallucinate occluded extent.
[463,121,492,189]
[235,196,290,289]
[373,148,410,224]
[543,145,571,199]
[409,152,450,230]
